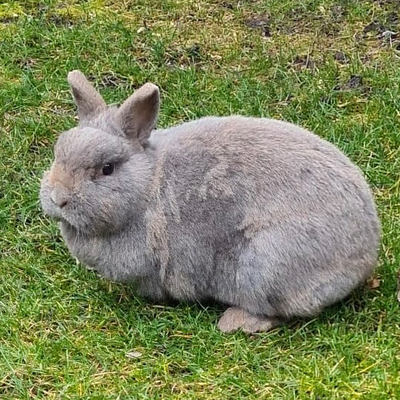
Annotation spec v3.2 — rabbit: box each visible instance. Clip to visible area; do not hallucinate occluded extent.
[40,70,381,333]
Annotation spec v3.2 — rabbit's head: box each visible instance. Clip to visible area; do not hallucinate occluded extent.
[40,71,160,235]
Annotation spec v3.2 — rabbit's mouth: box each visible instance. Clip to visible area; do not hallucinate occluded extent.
[59,210,100,236]
[46,205,73,227]
[59,214,85,233]
[59,216,90,239]
[59,217,74,229]
[49,213,65,223]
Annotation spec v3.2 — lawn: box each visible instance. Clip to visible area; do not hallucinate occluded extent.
[1,0,400,398]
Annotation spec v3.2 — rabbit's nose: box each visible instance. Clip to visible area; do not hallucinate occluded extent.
[51,189,69,209]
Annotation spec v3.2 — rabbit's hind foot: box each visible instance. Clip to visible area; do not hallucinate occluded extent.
[217,307,281,334]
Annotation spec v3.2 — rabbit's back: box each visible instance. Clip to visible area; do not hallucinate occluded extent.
[147,116,380,316]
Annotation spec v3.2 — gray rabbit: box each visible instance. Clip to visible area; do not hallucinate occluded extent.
[40,71,380,333]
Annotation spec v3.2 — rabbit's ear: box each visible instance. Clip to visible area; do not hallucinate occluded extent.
[67,70,107,121]
[116,83,160,146]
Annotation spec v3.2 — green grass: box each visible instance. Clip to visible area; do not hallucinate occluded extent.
[1,0,400,398]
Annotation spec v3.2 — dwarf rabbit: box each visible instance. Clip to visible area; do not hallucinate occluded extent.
[40,71,380,333]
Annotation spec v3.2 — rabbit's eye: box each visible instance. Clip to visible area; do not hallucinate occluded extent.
[102,163,115,176]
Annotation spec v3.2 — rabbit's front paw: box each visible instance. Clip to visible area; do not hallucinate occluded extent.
[217,307,281,334]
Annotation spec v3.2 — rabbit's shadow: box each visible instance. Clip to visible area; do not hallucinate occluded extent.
[95,278,388,336]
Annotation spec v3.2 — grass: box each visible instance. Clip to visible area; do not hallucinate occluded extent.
[1,0,400,398]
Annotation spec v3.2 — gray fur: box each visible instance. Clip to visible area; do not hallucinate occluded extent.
[40,71,380,332]
[68,70,107,121]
